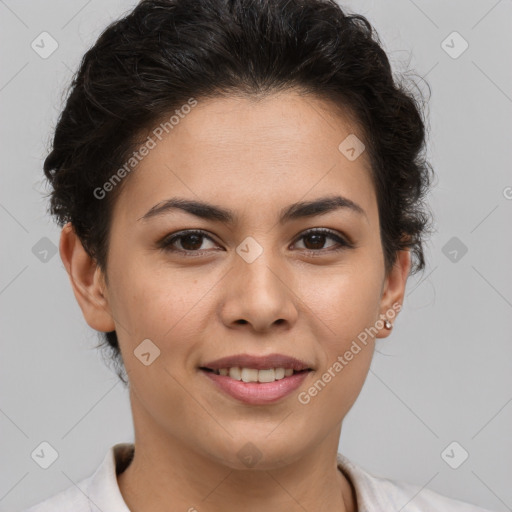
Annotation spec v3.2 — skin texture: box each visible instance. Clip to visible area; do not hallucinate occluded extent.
[59,90,411,512]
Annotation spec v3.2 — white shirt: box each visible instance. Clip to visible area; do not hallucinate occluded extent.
[23,442,495,511]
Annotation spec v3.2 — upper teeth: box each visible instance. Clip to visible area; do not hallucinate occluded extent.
[215,367,295,382]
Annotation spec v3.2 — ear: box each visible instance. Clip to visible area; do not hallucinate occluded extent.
[376,249,411,339]
[59,222,116,333]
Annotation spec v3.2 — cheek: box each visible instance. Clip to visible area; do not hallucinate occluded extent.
[293,262,381,410]
[295,259,383,340]
[297,343,374,429]
[111,262,216,431]
[296,272,379,388]
[109,252,213,343]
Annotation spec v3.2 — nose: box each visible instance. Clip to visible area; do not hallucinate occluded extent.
[218,247,299,333]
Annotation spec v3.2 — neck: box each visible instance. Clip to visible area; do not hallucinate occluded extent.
[117,397,357,512]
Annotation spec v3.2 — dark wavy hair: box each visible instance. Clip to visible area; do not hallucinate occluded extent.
[43,0,435,384]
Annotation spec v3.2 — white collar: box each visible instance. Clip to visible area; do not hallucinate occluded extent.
[72,443,490,512]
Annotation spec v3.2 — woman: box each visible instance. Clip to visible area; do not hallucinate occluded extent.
[24,0,496,510]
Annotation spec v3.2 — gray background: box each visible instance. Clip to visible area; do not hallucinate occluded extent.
[1,0,511,510]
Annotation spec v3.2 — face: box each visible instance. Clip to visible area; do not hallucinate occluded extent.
[65,90,410,470]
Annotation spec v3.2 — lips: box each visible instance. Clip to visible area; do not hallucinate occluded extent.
[199,353,314,404]
[201,353,313,372]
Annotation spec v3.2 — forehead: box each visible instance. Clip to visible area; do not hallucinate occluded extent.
[113,91,377,226]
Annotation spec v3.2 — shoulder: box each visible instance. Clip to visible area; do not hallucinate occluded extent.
[336,453,496,512]
[21,477,92,512]
[21,443,133,512]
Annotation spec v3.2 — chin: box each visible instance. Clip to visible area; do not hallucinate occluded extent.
[202,431,310,471]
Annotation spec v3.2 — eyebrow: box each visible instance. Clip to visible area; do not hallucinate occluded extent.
[138,195,367,224]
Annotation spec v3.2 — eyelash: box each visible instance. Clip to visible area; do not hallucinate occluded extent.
[157,228,353,257]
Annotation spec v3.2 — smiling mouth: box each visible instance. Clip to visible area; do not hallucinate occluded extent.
[200,367,311,383]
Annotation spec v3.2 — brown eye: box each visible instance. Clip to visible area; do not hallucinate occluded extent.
[158,228,352,258]
[293,228,351,253]
[158,230,219,256]
[177,233,206,251]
